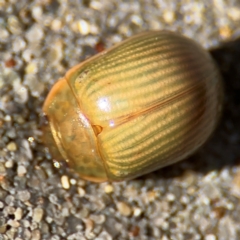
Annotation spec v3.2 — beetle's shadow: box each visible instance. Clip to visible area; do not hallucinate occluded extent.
[139,38,240,181]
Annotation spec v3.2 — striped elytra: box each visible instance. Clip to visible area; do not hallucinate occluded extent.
[42,31,223,182]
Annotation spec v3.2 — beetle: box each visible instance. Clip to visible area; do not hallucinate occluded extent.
[42,31,223,182]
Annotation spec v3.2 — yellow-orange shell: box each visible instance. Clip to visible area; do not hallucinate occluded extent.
[42,31,223,182]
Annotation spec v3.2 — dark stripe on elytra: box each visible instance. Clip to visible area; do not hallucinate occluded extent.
[98,33,188,64]
[104,87,206,162]
[99,37,193,70]
[113,116,213,172]
[106,78,217,169]
[101,72,216,154]
[102,68,216,149]
[107,102,212,170]
[84,59,210,120]
[96,57,210,102]
[83,48,206,100]
[80,37,198,94]
[86,38,197,82]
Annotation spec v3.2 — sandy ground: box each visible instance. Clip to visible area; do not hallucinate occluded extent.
[0,0,240,239]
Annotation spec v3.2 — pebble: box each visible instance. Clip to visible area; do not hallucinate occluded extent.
[0,28,9,39]
[51,19,63,31]
[25,24,44,43]
[17,165,27,176]
[12,37,26,53]
[17,190,31,202]
[7,15,22,34]
[14,208,23,220]
[23,74,44,97]
[90,214,106,224]
[32,229,41,240]
[104,184,114,194]
[205,234,217,240]
[133,207,142,217]
[61,175,70,189]
[163,10,175,23]
[6,141,17,151]
[0,163,6,176]
[25,62,38,75]
[32,208,44,223]
[77,19,91,35]
[218,216,237,240]
[31,6,43,21]
[77,187,86,196]
[116,202,132,217]
[166,193,176,202]
[7,219,20,228]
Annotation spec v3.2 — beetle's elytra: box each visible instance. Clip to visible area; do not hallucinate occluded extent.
[42,31,223,182]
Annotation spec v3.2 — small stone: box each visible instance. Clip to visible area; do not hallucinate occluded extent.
[116,201,132,217]
[22,220,30,228]
[17,165,27,176]
[163,10,175,24]
[0,224,7,234]
[90,214,106,224]
[77,19,90,35]
[25,62,38,75]
[77,187,86,197]
[26,24,44,43]
[62,207,69,217]
[31,6,43,21]
[96,230,112,240]
[33,208,44,223]
[32,229,41,240]
[7,219,20,228]
[23,74,44,97]
[70,178,77,185]
[48,40,63,65]
[78,207,89,219]
[4,115,11,122]
[61,175,70,189]
[104,184,114,194]
[227,7,240,21]
[0,28,9,39]
[84,218,94,235]
[15,208,23,220]
[5,196,15,206]
[166,193,175,202]
[219,25,232,39]
[131,15,143,26]
[6,128,16,139]
[205,234,217,240]
[21,139,32,159]
[201,182,221,200]
[15,115,24,124]
[12,37,26,52]
[146,190,157,202]
[129,225,140,237]
[180,195,189,205]
[51,19,63,31]
[218,216,237,240]
[0,163,6,176]
[23,229,31,239]
[17,190,31,202]
[133,207,142,217]
[7,16,22,34]
[7,141,17,151]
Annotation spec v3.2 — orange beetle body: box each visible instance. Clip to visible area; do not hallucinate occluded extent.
[43,31,222,182]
